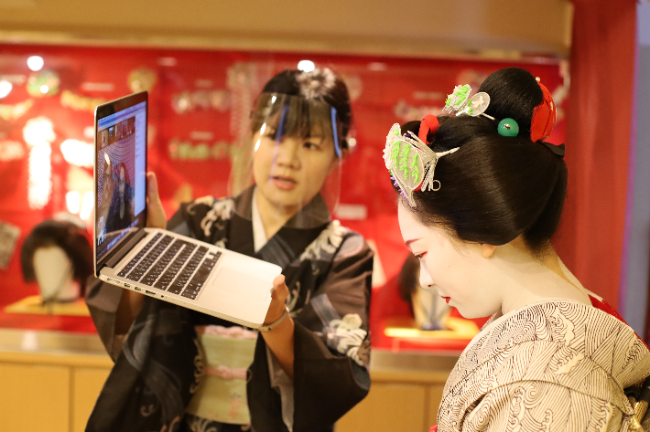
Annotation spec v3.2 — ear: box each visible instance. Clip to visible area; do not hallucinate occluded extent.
[480,243,497,258]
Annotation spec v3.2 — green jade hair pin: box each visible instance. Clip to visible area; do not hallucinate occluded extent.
[383,123,458,207]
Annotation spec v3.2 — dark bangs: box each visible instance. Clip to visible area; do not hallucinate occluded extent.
[250,93,336,143]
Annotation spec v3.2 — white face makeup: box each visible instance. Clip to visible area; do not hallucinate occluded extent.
[397,203,503,319]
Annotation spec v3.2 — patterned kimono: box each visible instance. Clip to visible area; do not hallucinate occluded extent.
[85,187,373,432]
[437,298,650,432]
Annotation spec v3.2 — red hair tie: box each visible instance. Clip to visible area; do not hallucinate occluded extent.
[530,81,557,142]
[418,114,440,143]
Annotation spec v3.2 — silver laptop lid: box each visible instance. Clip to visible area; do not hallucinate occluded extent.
[93,91,148,277]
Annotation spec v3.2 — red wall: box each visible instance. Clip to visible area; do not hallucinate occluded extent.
[0,45,565,325]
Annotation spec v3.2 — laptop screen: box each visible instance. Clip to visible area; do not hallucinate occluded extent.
[94,93,148,263]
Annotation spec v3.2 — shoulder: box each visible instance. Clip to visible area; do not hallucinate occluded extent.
[465,301,647,368]
[302,220,373,264]
[177,195,236,224]
[169,195,236,240]
[455,380,626,432]
[183,196,233,216]
[442,301,650,421]
[337,225,372,258]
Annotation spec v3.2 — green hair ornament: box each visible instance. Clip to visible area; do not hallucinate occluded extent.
[441,84,494,120]
[384,123,459,207]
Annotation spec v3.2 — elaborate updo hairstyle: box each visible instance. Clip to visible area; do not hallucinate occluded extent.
[402,67,567,255]
[250,69,353,153]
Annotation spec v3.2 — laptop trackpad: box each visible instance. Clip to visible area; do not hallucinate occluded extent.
[202,267,273,323]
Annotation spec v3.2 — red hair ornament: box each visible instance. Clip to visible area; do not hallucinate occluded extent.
[530,81,557,143]
[418,114,440,143]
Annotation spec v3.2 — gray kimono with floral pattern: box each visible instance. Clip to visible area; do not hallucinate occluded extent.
[437,300,650,432]
[85,187,373,432]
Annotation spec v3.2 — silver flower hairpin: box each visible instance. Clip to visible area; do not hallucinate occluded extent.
[383,123,458,207]
[441,84,494,120]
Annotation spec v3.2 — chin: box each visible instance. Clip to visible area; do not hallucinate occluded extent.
[265,191,303,209]
[456,308,494,320]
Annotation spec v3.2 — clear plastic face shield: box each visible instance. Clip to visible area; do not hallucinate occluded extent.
[230,93,345,226]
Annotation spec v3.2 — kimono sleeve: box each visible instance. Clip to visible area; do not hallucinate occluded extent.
[460,381,624,432]
[85,203,202,359]
[84,276,125,360]
[292,233,374,431]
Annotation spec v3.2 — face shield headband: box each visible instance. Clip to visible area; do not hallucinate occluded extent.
[261,95,343,159]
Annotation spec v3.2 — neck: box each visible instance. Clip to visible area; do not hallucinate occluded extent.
[255,191,299,239]
[489,238,591,316]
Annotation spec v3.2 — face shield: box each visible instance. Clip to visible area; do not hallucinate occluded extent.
[229,93,345,227]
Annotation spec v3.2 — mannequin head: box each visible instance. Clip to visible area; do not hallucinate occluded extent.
[32,246,78,302]
[21,220,92,303]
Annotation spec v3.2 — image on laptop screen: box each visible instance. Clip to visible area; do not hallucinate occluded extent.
[95,97,147,262]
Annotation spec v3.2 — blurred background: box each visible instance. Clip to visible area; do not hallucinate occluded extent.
[0,1,647,431]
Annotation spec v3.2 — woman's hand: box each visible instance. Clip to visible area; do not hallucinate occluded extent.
[114,172,164,335]
[261,274,295,379]
[264,275,290,325]
[146,172,167,229]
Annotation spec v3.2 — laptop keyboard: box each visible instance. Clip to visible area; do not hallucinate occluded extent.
[117,233,222,300]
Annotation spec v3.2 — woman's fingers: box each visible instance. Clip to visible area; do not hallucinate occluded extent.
[264,274,290,325]
[272,274,289,300]
[146,172,167,229]
[273,274,286,288]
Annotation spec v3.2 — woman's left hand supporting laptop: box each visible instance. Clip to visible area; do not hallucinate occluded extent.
[115,171,165,334]
[146,172,167,229]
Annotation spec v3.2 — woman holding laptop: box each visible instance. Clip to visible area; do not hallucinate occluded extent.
[86,68,373,432]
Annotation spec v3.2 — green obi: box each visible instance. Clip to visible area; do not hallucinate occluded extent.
[186,326,257,425]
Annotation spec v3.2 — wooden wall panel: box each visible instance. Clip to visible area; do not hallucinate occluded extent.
[0,363,70,432]
[426,384,445,429]
[0,0,572,58]
[337,383,427,432]
[72,368,110,432]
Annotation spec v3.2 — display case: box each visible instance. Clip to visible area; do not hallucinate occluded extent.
[0,44,567,432]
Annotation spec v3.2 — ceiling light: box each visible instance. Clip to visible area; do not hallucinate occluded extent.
[0,81,12,98]
[297,60,315,73]
[27,56,44,72]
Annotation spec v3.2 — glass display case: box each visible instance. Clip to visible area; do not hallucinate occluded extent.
[0,43,567,432]
[0,42,566,346]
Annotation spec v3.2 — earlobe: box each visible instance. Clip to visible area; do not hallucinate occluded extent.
[481,244,497,258]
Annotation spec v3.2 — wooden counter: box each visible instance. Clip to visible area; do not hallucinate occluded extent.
[0,329,111,432]
[0,329,458,432]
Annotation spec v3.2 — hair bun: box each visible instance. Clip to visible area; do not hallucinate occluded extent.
[478,68,543,141]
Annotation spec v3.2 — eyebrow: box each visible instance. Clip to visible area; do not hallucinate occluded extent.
[404,238,420,248]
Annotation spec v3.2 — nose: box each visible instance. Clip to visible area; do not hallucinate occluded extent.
[273,137,301,169]
[418,262,434,289]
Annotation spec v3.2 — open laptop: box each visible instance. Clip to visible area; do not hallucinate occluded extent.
[93,91,282,328]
